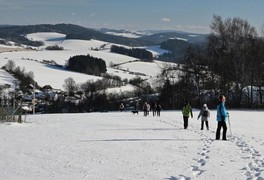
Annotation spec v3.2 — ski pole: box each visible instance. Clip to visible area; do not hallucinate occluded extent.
[228,113,232,135]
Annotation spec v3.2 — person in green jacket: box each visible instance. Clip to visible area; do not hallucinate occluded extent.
[182,101,193,129]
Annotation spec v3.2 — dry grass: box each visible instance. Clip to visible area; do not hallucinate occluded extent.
[0,47,34,53]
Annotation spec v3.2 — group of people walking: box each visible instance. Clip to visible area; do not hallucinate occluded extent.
[181,95,229,140]
[120,95,229,141]
[143,101,161,117]
[182,101,210,130]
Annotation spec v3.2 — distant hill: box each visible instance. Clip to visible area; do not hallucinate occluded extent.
[0,25,15,28]
[0,24,207,62]
[98,28,146,38]
[0,24,207,46]
[99,28,207,62]
[0,24,153,47]
[158,39,191,62]
[99,28,207,44]
[138,31,207,44]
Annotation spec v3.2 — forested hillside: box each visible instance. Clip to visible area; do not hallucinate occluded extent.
[0,24,152,47]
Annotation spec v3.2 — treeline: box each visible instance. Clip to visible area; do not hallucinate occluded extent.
[45,45,64,50]
[110,45,153,61]
[66,55,107,75]
[50,76,151,113]
[158,15,264,109]
[2,60,38,91]
[0,24,151,47]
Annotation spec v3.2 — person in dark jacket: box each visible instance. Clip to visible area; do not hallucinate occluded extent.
[197,104,210,130]
[119,102,125,112]
[151,102,157,116]
[216,95,229,140]
[156,102,161,117]
[143,101,148,116]
[182,101,193,129]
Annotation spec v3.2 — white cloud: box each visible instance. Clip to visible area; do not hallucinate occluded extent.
[160,18,171,22]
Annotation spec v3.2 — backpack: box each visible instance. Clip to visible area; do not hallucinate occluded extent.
[202,110,208,117]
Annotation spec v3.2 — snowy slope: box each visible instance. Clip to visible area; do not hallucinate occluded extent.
[0,32,172,91]
[0,69,17,89]
[26,32,66,47]
[0,110,263,179]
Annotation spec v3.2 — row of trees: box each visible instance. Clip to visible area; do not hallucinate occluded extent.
[110,45,153,61]
[58,75,152,112]
[159,15,264,109]
[3,60,37,92]
[46,45,64,50]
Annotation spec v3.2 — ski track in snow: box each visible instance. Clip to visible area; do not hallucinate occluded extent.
[154,117,264,180]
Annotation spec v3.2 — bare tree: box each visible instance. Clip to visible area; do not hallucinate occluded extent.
[207,15,257,107]
[63,77,77,93]
[5,60,16,72]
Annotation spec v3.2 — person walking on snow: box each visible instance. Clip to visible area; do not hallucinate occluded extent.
[156,102,161,117]
[197,104,210,130]
[216,95,229,140]
[182,101,193,129]
[147,103,150,116]
[143,101,148,116]
[119,102,125,112]
[151,102,157,116]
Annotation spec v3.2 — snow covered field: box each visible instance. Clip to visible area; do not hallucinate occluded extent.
[1,110,264,179]
[0,32,172,91]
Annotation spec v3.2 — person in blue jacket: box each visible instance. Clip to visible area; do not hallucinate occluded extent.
[216,95,229,140]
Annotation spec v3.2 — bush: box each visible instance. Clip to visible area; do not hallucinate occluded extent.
[46,45,64,50]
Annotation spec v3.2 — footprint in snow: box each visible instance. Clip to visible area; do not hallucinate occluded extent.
[198,159,206,166]
[232,135,264,179]
[191,165,204,176]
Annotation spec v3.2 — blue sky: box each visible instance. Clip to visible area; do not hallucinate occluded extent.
[1,0,264,34]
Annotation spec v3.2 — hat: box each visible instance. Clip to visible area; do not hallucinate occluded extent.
[203,104,207,107]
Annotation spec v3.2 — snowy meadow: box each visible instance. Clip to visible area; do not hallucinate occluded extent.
[1,110,264,180]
